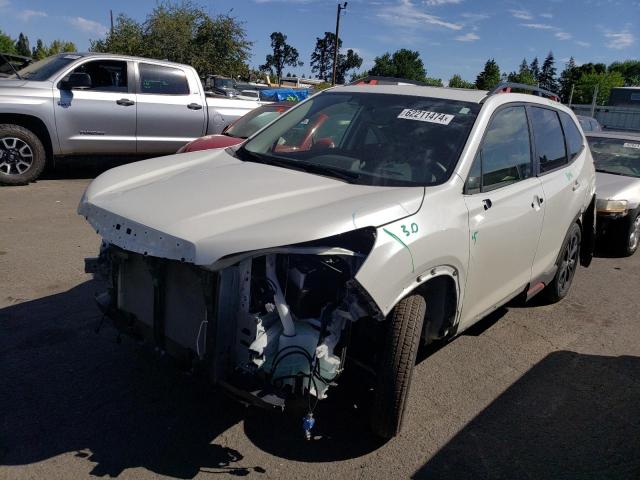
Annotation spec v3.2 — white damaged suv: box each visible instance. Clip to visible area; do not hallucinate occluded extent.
[79,82,596,438]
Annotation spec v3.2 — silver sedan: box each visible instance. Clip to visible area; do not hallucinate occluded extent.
[587,131,640,256]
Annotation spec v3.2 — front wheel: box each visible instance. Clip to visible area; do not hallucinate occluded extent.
[622,211,640,257]
[0,124,46,185]
[370,294,426,439]
[544,222,581,303]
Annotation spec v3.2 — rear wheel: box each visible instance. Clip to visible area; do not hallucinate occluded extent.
[370,294,426,439]
[0,124,46,185]
[622,211,640,257]
[544,223,581,303]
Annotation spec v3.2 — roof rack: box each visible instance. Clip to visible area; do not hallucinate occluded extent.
[347,76,427,86]
[489,82,560,102]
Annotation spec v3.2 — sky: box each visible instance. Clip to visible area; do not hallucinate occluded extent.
[0,0,638,82]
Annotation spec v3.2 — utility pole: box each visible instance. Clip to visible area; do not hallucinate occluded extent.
[331,2,348,86]
[568,83,575,107]
[590,84,599,117]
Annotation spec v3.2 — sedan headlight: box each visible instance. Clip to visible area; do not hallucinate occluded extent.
[596,198,628,214]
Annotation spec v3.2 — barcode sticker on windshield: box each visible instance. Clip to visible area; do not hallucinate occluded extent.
[623,142,640,149]
[397,109,454,125]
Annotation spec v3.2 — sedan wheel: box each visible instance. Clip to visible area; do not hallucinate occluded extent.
[625,213,640,256]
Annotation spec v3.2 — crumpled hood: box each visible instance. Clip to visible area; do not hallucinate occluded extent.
[596,171,640,207]
[79,149,425,266]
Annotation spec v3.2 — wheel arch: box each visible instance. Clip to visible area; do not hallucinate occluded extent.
[0,114,53,162]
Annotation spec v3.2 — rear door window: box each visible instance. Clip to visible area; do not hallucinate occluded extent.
[559,112,584,161]
[138,63,189,95]
[529,107,568,173]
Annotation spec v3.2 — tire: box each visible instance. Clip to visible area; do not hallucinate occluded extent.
[544,222,581,303]
[0,124,47,185]
[622,210,640,257]
[370,294,426,439]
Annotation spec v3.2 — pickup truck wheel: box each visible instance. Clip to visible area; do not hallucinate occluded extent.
[370,294,426,439]
[0,125,46,185]
[544,222,581,303]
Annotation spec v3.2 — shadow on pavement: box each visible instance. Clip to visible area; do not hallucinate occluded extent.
[414,350,640,479]
[0,280,384,478]
[41,156,148,181]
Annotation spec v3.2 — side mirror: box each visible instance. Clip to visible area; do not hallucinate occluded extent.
[60,72,92,90]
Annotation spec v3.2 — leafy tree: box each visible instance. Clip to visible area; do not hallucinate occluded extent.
[529,57,540,83]
[47,40,76,56]
[335,48,362,84]
[574,71,625,105]
[608,60,640,86]
[0,30,16,54]
[310,32,334,81]
[31,39,47,60]
[15,33,30,57]
[369,49,427,82]
[475,58,501,90]
[260,32,301,83]
[448,74,476,89]
[91,3,252,78]
[507,58,536,85]
[423,77,443,86]
[539,51,558,92]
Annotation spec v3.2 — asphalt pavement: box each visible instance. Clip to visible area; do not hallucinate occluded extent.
[1,160,639,479]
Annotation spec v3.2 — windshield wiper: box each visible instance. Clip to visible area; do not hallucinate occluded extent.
[0,53,21,79]
[236,148,360,183]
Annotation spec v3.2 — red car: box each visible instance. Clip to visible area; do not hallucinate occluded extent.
[177,102,294,153]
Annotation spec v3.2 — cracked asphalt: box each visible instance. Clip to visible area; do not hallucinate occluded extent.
[1,161,639,479]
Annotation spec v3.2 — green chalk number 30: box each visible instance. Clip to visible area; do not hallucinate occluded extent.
[401,223,419,237]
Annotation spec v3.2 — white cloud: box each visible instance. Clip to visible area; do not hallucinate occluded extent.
[455,32,479,42]
[575,40,591,47]
[520,23,554,29]
[18,9,47,21]
[377,0,463,30]
[510,9,533,20]
[555,31,571,40]
[605,30,634,49]
[539,13,553,18]
[68,16,108,36]
[425,0,463,5]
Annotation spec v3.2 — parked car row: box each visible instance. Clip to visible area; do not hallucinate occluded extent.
[80,82,606,439]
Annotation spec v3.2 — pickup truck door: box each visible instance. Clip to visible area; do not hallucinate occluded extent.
[53,58,137,154]
[134,62,206,154]
[460,105,545,329]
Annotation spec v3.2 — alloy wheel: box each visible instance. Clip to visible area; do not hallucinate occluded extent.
[629,215,640,253]
[558,231,579,294]
[0,137,34,176]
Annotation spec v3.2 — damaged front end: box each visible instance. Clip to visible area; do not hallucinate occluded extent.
[87,227,382,410]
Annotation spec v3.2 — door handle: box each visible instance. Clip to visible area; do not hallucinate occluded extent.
[532,195,544,209]
[187,103,203,110]
[116,98,135,106]
[482,199,492,210]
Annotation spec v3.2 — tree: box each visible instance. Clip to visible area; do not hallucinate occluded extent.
[369,49,427,82]
[448,74,476,89]
[260,32,301,83]
[539,51,558,92]
[91,4,251,78]
[475,59,501,90]
[335,48,362,84]
[15,33,30,57]
[507,58,536,85]
[47,40,77,56]
[529,57,540,83]
[424,77,443,86]
[559,57,578,102]
[31,39,47,60]
[310,32,334,81]
[573,71,625,105]
[608,60,640,86]
[0,30,16,54]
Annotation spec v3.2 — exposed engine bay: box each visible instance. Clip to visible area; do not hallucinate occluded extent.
[90,228,381,415]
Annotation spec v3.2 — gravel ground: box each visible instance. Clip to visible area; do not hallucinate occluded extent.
[1,163,639,479]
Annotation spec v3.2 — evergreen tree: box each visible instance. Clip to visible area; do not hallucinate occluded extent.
[475,59,501,90]
[529,57,540,83]
[539,51,558,92]
[559,57,577,103]
[31,39,47,60]
[15,33,31,57]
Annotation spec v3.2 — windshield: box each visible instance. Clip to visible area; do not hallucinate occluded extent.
[9,54,78,81]
[226,105,289,139]
[588,136,640,178]
[214,78,234,89]
[239,92,480,186]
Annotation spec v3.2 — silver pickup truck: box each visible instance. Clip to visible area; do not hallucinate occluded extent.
[0,52,263,185]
